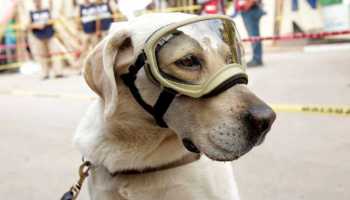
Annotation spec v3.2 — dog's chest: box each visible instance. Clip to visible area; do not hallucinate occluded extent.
[89,158,240,200]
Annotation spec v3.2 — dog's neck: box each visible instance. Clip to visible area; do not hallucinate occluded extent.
[74,100,190,174]
[110,153,200,176]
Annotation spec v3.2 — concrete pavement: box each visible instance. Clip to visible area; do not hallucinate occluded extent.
[0,49,349,200]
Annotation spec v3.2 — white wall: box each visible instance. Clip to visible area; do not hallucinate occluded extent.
[0,0,17,24]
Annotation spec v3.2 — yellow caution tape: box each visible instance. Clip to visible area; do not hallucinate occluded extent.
[0,62,23,70]
[0,90,95,100]
[0,89,349,117]
[0,49,78,70]
[271,104,350,116]
[144,5,201,13]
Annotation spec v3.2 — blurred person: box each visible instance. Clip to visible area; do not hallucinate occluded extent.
[76,0,116,69]
[235,0,265,67]
[26,0,64,79]
[198,0,226,15]
[80,0,115,37]
[0,38,6,66]
[4,19,17,64]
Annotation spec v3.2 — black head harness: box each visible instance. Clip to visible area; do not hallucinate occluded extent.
[120,52,248,128]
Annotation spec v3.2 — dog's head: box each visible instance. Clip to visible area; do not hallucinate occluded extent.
[84,13,276,162]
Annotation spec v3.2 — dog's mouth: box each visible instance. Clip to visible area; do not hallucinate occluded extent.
[180,122,273,161]
[182,138,201,153]
[181,134,256,161]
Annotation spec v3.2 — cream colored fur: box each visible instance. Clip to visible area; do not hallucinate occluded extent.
[74,13,273,200]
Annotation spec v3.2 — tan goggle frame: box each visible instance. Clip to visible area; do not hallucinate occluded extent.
[144,15,247,98]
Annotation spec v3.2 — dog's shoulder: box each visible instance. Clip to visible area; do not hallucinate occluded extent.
[74,100,106,161]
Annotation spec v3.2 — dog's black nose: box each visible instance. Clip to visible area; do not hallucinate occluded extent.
[245,105,276,136]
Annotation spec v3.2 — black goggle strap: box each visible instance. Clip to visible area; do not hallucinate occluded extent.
[120,52,177,128]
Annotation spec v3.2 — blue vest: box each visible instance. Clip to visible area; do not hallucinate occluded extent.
[96,3,114,31]
[80,3,113,34]
[30,9,55,39]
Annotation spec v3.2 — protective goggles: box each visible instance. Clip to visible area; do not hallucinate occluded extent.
[121,15,248,127]
[144,15,247,98]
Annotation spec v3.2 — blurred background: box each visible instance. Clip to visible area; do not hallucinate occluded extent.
[0,0,349,200]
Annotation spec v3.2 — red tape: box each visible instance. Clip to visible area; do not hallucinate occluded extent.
[242,30,350,42]
[0,43,27,49]
[1,29,350,62]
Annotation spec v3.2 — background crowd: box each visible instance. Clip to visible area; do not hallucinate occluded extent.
[0,0,349,78]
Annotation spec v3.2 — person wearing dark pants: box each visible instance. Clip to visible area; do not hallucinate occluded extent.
[235,0,265,67]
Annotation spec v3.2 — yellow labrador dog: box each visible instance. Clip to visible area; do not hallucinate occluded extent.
[74,13,275,200]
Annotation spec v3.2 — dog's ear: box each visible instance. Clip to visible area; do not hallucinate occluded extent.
[83,30,134,119]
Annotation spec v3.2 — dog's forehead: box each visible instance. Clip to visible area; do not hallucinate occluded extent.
[109,13,196,51]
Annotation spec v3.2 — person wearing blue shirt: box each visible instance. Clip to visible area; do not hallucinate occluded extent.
[4,19,17,64]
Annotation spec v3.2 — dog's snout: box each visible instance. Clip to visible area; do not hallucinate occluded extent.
[245,105,276,135]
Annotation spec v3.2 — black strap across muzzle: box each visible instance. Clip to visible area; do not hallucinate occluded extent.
[120,52,248,128]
